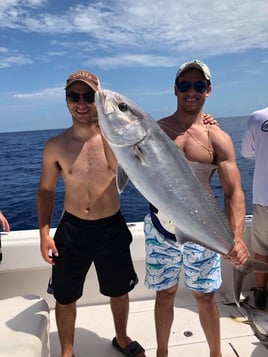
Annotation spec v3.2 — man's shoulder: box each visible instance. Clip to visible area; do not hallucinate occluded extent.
[157,116,172,124]
[209,123,227,135]
[249,107,268,122]
[252,106,268,115]
[47,128,71,144]
[209,125,232,145]
[43,129,71,155]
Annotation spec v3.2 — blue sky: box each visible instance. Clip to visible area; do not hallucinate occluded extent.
[0,0,268,132]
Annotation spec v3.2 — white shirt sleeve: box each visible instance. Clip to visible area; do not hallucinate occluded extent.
[240,108,268,205]
[240,116,256,159]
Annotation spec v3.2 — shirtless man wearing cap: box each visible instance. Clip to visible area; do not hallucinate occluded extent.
[144,60,249,357]
[37,70,146,357]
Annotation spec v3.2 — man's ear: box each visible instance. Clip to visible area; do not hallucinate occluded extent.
[205,86,212,97]
[174,84,178,96]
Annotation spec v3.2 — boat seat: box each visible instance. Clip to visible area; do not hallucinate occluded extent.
[0,294,50,357]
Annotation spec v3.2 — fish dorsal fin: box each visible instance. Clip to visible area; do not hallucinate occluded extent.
[189,162,233,235]
[116,164,129,193]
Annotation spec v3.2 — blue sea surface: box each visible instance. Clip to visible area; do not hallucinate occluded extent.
[0,116,254,231]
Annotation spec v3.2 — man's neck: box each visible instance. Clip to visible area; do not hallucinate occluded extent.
[172,109,204,128]
[70,121,99,140]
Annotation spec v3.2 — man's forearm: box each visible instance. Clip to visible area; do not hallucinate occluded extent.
[36,189,55,237]
[224,192,245,242]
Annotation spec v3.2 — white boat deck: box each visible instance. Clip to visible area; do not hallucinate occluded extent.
[1,217,268,356]
[49,292,268,357]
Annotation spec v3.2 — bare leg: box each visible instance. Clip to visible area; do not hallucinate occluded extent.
[154,284,178,357]
[110,294,129,345]
[192,291,222,357]
[55,301,76,357]
[255,253,268,288]
[110,294,146,356]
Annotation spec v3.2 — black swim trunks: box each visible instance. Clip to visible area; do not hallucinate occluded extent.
[48,210,138,304]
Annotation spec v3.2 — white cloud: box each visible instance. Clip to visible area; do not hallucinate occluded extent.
[14,86,62,99]
[0,54,32,68]
[0,47,9,53]
[0,0,268,68]
[86,54,177,69]
[0,0,47,28]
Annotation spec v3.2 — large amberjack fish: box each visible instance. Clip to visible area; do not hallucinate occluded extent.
[95,89,268,306]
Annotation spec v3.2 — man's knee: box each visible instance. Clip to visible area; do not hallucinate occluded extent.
[55,301,76,312]
[110,293,129,303]
[192,291,216,308]
[156,284,178,305]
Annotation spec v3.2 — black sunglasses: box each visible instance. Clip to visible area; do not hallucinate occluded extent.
[176,81,208,93]
[66,91,95,103]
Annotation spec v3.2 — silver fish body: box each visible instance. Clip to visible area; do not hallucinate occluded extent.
[95,89,268,306]
[96,90,232,254]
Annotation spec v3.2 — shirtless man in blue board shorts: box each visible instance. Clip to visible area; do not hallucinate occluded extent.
[37,70,146,357]
[241,107,268,309]
[144,60,249,357]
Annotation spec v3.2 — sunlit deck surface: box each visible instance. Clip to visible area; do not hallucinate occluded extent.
[50,291,268,357]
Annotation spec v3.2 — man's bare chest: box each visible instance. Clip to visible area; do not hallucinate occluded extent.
[61,138,110,179]
[174,129,214,163]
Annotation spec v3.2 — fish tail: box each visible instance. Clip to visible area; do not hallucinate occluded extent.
[233,258,268,306]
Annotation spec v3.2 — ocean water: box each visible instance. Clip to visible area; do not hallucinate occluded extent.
[0,116,254,231]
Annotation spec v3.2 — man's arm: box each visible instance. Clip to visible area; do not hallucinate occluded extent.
[0,211,10,232]
[100,133,118,173]
[214,130,249,264]
[36,140,60,264]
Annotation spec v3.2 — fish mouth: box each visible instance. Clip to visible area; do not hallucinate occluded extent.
[95,90,149,147]
[95,91,109,114]
[96,90,127,116]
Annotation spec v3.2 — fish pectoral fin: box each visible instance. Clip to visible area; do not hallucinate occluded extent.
[116,164,129,193]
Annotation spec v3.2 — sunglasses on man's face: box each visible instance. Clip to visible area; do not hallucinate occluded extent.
[176,81,208,93]
[66,91,95,103]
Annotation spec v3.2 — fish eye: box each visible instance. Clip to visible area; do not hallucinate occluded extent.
[118,102,128,112]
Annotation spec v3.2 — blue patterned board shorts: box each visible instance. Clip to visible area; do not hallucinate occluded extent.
[144,214,222,293]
